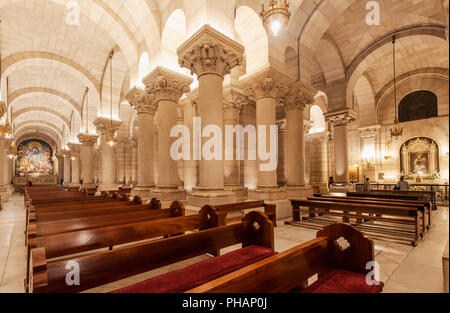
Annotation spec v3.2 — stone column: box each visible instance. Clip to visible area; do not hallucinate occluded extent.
[124,141,133,187]
[178,25,244,206]
[308,131,330,194]
[77,133,98,188]
[131,139,138,186]
[0,137,12,202]
[93,117,122,193]
[56,154,64,184]
[125,87,157,199]
[67,143,81,187]
[61,149,71,186]
[284,83,315,198]
[242,68,290,200]
[223,91,248,201]
[277,120,287,186]
[325,110,357,192]
[115,141,126,185]
[142,66,192,201]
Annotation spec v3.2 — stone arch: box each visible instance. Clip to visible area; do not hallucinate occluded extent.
[13,110,72,139]
[284,47,297,80]
[15,130,59,156]
[309,104,326,134]
[161,9,188,74]
[235,5,269,76]
[354,74,376,127]
[136,52,150,87]
[14,121,64,146]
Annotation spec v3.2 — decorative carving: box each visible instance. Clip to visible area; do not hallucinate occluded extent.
[284,82,316,111]
[242,68,291,101]
[325,110,358,127]
[125,87,157,115]
[224,90,245,112]
[93,117,122,136]
[359,125,381,139]
[142,66,192,103]
[77,133,99,146]
[177,25,244,78]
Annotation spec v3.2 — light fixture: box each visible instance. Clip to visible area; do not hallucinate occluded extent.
[390,35,403,139]
[260,0,290,37]
[106,50,117,147]
[7,141,17,159]
[384,137,392,160]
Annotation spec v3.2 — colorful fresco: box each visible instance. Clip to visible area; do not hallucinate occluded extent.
[15,139,54,177]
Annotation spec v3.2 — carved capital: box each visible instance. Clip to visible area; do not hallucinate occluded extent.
[223,90,245,112]
[93,117,122,136]
[325,109,358,127]
[77,133,99,146]
[277,119,287,134]
[242,68,291,101]
[359,125,381,138]
[284,82,316,111]
[143,66,192,103]
[177,25,244,78]
[125,87,157,115]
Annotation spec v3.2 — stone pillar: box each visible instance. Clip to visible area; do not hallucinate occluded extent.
[242,68,290,200]
[131,139,138,186]
[115,141,126,185]
[183,96,198,192]
[93,117,122,193]
[326,110,357,192]
[142,66,192,201]
[277,120,287,186]
[124,141,133,187]
[284,83,315,198]
[77,133,98,188]
[125,87,157,199]
[0,137,12,202]
[61,149,71,186]
[308,131,330,194]
[223,91,248,201]
[304,120,313,185]
[178,25,244,206]
[56,154,64,184]
[67,143,81,187]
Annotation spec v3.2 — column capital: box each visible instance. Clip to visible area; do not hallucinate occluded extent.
[325,109,358,127]
[77,133,99,146]
[177,25,244,78]
[277,119,287,134]
[67,143,81,154]
[93,117,122,135]
[241,68,291,101]
[358,125,381,138]
[284,82,316,111]
[304,120,313,133]
[125,87,157,115]
[223,89,245,112]
[143,66,193,103]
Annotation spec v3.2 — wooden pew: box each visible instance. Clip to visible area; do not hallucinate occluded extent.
[187,223,383,293]
[25,201,189,292]
[213,201,277,226]
[307,196,429,235]
[348,191,437,210]
[319,195,432,230]
[30,211,273,293]
[288,199,422,246]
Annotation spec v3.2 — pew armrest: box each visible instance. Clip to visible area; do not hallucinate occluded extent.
[30,247,48,293]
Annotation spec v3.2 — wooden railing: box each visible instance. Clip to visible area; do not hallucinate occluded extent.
[14,176,58,186]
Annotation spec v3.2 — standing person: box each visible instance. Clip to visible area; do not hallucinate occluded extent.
[328,177,335,188]
[363,178,371,192]
[396,176,410,191]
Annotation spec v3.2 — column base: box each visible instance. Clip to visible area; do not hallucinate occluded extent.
[285,185,314,199]
[329,183,356,194]
[248,187,287,201]
[188,189,236,207]
[224,185,248,202]
[96,184,120,196]
[130,186,155,201]
[151,188,187,202]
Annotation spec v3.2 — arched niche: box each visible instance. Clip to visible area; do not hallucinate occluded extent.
[400,137,440,177]
[309,104,326,134]
[15,139,54,177]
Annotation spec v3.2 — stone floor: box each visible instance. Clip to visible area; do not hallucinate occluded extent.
[0,193,448,293]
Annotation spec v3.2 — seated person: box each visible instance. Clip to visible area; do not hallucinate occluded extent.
[395,176,409,191]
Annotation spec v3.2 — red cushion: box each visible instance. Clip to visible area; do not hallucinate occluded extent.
[301,269,383,293]
[111,245,275,293]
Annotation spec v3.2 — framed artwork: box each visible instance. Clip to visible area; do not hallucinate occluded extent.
[15,139,54,177]
[409,151,429,175]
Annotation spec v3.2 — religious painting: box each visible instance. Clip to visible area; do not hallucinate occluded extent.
[409,152,429,175]
[15,139,54,177]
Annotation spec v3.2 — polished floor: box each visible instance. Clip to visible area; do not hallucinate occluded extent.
[0,193,448,293]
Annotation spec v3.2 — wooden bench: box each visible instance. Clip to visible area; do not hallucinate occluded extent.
[320,195,432,231]
[348,191,437,210]
[308,196,429,235]
[30,211,273,293]
[288,199,422,246]
[187,223,383,293]
[212,200,277,226]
